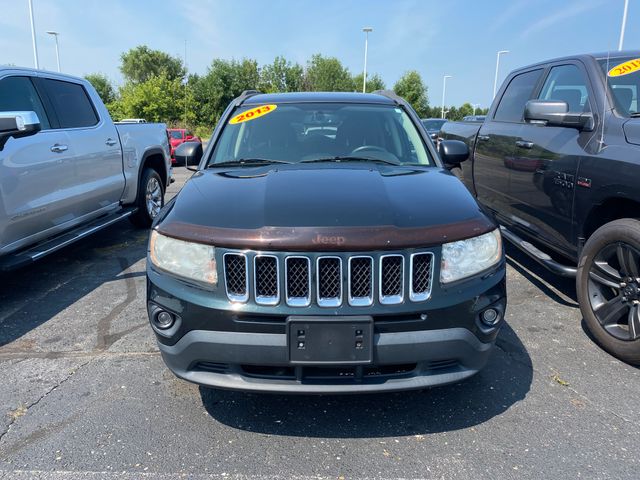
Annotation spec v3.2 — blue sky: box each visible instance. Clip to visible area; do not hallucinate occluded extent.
[1,0,636,109]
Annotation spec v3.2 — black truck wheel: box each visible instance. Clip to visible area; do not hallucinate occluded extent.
[577,219,640,365]
[130,168,164,228]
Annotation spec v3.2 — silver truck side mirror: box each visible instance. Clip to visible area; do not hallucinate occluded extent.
[0,111,41,150]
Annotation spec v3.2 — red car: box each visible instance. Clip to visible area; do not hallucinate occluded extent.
[168,129,201,164]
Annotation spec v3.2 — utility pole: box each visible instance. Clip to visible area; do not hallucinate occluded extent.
[46,31,60,72]
[441,75,452,119]
[184,39,188,128]
[493,50,509,99]
[362,27,373,93]
[28,0,39,69]
[619,0,629,50]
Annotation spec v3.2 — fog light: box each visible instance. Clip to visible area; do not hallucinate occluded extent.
[481,308,500,326]
[155,311,174,329]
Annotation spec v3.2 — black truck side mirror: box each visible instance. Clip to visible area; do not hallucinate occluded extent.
[175,141,203,171]
[0,111,41,150]
[438,140,469,167]
[524,100,594,131]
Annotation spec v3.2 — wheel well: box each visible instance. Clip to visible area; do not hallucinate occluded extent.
[142,153,167,189]
[583,198,640,239]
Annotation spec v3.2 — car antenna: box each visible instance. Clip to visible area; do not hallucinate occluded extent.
[599,51,610,151]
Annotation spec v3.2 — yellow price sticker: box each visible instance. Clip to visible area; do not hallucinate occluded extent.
[608,58,640,77]
[229,104,277,124]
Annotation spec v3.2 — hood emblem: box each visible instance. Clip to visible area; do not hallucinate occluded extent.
[312,234,346,246]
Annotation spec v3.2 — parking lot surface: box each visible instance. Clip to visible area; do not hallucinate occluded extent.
[1,167,639,480]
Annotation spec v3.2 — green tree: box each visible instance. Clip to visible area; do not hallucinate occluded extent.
[191,58,260,126]
[393,71,429,117]
[259,56,304,93]
[458,102,474,119]
[120,45,185,84]
[304,54,355,92]
[84,73,116,105]
[352,72,386,93]
[112,74,195,125]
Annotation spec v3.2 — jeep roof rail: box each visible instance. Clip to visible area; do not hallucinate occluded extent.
[373,90,404,105]
[235,89,262,105]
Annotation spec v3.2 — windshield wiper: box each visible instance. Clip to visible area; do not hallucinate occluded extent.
[629,112,640,118]
[209,158,291,167]
[300,156,401,166]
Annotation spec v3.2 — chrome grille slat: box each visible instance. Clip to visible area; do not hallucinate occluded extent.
[317,257,342,307]
[348,256,373,306]
[379,255,404,305]
[223,251,433,306]
[285,256,311,307]
[254,255,279,305]
[410,253,434,302]
[223,253,248,303]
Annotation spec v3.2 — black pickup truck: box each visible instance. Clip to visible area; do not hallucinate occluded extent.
[440,51,640,364]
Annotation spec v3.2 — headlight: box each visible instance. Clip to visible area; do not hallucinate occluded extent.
[149,230,217,286]
[440,229,502,284]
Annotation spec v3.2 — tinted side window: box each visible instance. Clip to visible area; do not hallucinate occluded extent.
[494,69,543,123]
[42,79,99,128]
[0,76,50,129]
[539,64,592,112]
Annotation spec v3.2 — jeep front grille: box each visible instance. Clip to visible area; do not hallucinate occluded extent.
[223,251,434,307]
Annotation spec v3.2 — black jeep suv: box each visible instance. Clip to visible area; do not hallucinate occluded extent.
[146,91,506,393]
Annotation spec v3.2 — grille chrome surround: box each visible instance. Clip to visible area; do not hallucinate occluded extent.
[379,254,405,305]
[348,256,374,307]
[409,252,434,302]
[253,255,280,306]
[285,256,311,307]
[222,250,434,307]
[223,253,249,303]
[316,256,343,307]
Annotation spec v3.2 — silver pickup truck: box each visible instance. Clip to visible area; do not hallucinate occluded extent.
[0,67,172,270]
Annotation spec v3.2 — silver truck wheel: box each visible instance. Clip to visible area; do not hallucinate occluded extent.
[130,168,164,228]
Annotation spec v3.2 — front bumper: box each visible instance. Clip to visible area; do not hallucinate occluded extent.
[158,326,495,394]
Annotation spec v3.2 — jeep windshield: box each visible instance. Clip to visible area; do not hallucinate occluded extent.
[208,103,433,167]
[599,56,640,117]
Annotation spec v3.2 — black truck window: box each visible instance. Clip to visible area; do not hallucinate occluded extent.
[42,79,99,129]
[0,76,51,129]
[539,64,592,112]
[493,69,543,123]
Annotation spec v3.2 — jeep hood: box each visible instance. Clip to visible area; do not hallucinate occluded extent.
[156,164,496,251]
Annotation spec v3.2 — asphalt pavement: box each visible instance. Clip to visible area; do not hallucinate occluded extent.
[0,167,638,479]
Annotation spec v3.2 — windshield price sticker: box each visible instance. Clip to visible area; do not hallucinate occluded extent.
[229,104,278,124]
[608,58,640,77]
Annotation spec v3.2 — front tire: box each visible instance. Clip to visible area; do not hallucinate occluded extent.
[577,219,640,365]
[130,168,164,228]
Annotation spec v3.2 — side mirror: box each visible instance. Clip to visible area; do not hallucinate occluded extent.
[524,100,594,131]
[438,140,469,166]
[175,141,203,171]
[0,111,41,150]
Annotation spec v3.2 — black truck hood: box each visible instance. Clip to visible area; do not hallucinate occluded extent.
[158,164,496,250]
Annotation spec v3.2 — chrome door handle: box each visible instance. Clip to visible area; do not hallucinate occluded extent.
[515,140,534,149]
[105,138,118,146]
[477,135,490,141]
[50,144,68,153]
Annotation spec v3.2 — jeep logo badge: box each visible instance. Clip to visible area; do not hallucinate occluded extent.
[311,234,346,246]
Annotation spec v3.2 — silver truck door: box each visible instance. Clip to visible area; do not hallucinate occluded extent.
[0,75,77,254]
[37,78,124,221]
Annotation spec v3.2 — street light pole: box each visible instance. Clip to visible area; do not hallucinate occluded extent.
[472,103,481,116]
[28,0,39,69]
[619,0,629,51]
[493,50,509,99]
[362,27,373,93]
[46,31,60,72]
[441,75,452,119]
